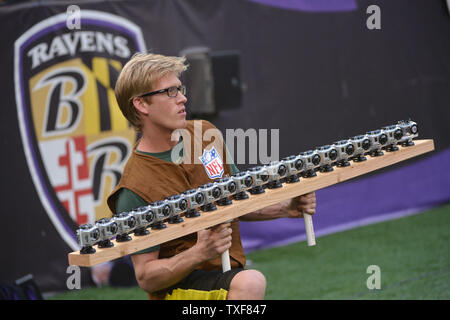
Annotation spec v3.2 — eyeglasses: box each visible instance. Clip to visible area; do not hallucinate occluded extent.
[140,85,186,98]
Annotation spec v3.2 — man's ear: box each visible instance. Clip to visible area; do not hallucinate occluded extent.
[132,97,149,115]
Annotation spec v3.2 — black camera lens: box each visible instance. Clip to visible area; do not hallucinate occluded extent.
[110,222,118,234]
[244,176,253,187]
[394,129,403,140]
[362,139,371,150]
[294,159,304,170]
[195,192,205,204]
[379,134,388,145]
[261,173,269,182]
[212,187,222,199]
[228,181,237,193]
[92,229,100,240]
[179,199,187,211]
[312,154,321,166]
[144,212,152,222]
[410,125,418,134]
[125,216,135,228]
[278,164,287,176]
[346,144,355,155]
[329,149,338,161]
[162,205,171,217]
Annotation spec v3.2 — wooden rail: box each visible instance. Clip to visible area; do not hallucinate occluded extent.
[68,139,435,267]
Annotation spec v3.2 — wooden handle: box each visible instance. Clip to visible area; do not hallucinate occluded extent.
[303,213,316,246]
[221,219,232,272]
[221,249,231,272]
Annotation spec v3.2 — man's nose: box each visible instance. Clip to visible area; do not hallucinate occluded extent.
[178,92,188,104]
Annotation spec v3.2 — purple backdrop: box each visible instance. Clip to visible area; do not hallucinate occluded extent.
[240,147,450,252]
[247,0,357,12]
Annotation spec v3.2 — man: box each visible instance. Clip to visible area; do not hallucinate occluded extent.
[107,52,317,300]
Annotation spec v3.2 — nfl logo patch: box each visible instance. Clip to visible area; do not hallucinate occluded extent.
[199,147,224,179]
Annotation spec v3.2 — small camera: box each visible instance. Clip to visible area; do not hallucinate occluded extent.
[215,177,237,206]
[165,195,187,224]
[332,140,355,167]
[349,135,371,162]
[396,120,418,147]
[366,130,388,157]
[77,223,100,254]
[247,166,269,194]
[281,155,304,183]
[281,156,303,183]
[150,200,172,229]
[182,188,205,218]
[264,161,288,189]
[131,206,154,236]
[113,212,137,242]
[95,217,118,248]
[198,183,222,211]
[381,125,403,152]
[297,150,321,178]
[231,171,254,200]
[315,145,338,172]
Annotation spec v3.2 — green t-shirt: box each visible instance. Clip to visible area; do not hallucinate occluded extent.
[115,138,239,255]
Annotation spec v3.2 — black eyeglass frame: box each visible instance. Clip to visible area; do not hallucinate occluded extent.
[140,85,186,98]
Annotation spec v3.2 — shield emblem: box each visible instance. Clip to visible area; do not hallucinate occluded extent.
[14,11,146,250]
[199,147,225,179]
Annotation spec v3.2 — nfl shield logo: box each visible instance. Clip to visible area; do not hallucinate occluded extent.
[199,147,224,179]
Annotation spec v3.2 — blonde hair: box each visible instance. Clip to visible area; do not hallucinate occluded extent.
[114,52,188,131]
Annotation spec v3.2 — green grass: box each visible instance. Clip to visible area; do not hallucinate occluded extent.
[249,203,450,300]
[48,285,147,300]
[49,204,450,300]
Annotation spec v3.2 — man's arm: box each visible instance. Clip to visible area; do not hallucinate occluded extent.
[239,192,317,221]
[132,223,232,294]
[131,247,200,294]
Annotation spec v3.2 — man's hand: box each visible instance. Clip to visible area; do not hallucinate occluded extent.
[195,223,232,261]
[285,192,317,218]
[132,223,233,294]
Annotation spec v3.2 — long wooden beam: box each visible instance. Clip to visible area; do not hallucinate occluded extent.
[68,139,435,267]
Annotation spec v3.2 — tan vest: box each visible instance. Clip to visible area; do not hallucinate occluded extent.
[107,120,246,293]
